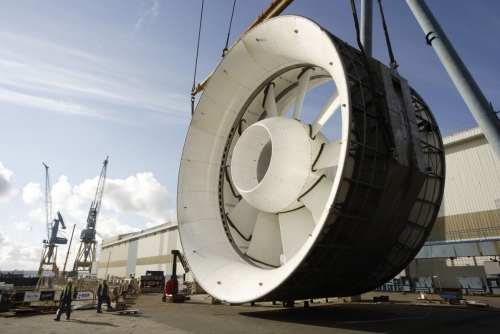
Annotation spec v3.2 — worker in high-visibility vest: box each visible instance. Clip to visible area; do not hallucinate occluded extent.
[54,278,77,321]
[96,278,113,313]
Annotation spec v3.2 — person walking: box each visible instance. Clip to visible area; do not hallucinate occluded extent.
[54,278,77,321]
[97,278,113,313]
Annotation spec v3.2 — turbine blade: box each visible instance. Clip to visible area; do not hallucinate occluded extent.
[314,139,342,170]
[227,199,259,240]
[300,176,334,221]
[311,90,340,137]
[293,68,313,120]
[246,211,281,267]
[279,207,316,263]
[264,84,278,118]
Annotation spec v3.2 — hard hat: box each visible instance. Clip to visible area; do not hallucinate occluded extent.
[67,278,73,282]
[103,278,107,281]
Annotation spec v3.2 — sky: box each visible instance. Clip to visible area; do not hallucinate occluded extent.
[0,0,499,271]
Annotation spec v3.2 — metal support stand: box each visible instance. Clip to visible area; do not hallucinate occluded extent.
[407,0,500,160]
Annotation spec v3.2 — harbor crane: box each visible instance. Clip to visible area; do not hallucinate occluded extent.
[37,163,67,277]
[73,157,109,273]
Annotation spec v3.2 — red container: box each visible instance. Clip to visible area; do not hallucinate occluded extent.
[165,279,177,294]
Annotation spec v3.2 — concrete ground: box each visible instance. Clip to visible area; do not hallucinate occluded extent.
[2,291,500,334]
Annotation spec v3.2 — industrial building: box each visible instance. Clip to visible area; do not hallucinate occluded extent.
[407,126,500,292]
[98,127,500,293]
[97,215,188,281]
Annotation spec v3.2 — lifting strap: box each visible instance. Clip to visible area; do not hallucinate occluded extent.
[349,0,393,152]
[191,0,205,116]
[222,0,237,57]
[376,0,398,69]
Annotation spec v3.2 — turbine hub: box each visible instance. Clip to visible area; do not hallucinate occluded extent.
[231,117,325,213]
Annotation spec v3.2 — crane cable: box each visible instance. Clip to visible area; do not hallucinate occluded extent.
[376,0,398,69]
[191,0,205,116]
[349,0,394,153]
[222,0,237,57]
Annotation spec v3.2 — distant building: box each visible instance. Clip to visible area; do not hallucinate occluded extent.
[409,127,500,290]
[97,215,188,280]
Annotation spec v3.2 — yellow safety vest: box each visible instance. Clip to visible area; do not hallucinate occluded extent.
[61,285,76,301]
[99,283,107,296]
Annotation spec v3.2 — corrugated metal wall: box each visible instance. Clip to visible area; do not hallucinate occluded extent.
[98,242,129,278]
[438,133,500,218]
[433,131,500,240]
[97,225,184,279]
[126,238,139,277]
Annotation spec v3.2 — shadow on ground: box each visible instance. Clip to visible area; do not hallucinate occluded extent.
[239,303,500,334]
[71,319,119,327]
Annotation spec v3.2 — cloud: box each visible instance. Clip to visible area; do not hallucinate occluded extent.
[104,173,173,225]
[1,171,173,270]
[0,30,190,125]
[22,182,43,204]
[34,172,169,233]
[28,172,174,232]
[52,176,72,209]
[134,18,143,32]
[13,221,30,231]
[0,87,104,118]
[145,221,160,229]
[76,172,173,225]
[0,228,41,270]
[134,0,159,32]
[29,206,45,224]
[0,161,14,201]
[96,216,140,239]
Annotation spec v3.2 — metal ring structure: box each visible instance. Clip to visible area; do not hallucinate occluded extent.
[178,15,445,303]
